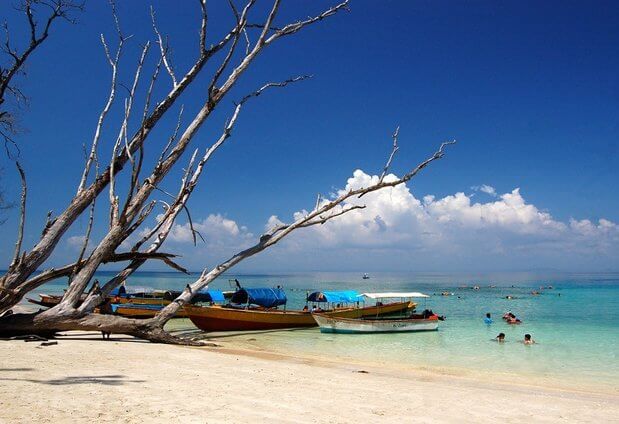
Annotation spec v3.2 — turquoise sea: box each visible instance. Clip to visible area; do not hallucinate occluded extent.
[34,271,619,392]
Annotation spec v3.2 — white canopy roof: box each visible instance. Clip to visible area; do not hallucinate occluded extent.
[362,292,430,299]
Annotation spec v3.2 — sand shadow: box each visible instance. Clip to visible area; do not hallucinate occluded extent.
[0,368,35,372]
[186,327,315,340]
[0,374,145,386]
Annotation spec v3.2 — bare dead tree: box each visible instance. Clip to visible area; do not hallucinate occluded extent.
[0,0,83,143]
[0,1,455,344]
[0,1,82,227]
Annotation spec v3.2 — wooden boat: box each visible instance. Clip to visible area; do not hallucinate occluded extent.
[27,294,65,308]
[185,305,317,331]
[27,287,231,310]
[314,292,440,334]
[109,290,226,319]
[329,301,414,318]
[313,313,439,334]
[109,303,189,319]
[27,286,157,308]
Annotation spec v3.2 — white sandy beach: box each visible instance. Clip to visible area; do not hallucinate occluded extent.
[0,332,617,423]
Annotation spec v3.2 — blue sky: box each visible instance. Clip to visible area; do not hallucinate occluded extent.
[0,1,617,272]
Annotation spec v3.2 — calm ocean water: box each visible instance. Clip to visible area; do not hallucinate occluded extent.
[33,271,619,391]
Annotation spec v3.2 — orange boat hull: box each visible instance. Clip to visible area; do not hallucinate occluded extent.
[185,305,316,331]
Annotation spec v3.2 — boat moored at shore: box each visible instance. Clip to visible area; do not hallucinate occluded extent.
[313,292,441,334]
[313,313,439,333]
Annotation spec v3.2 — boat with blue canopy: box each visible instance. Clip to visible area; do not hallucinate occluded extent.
[306,290,362,304]
[230,288,287,308]
[186,286,317,331]
[313,292,442,334]
[305,290,416,318]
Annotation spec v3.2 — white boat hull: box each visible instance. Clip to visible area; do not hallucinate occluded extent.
[313,314,439,334]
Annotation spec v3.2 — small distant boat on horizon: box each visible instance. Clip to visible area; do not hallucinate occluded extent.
[362,273,370,279]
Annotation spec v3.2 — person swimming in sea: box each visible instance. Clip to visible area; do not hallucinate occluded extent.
[523,334,535,345]
[495,333,505,343]
[504,312,521,324]
[484,313,493,325]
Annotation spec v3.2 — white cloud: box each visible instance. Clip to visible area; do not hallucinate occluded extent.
[471,184,497,196]
[165,214,253,247]
[480,184,497,196]
[107,170,618,272]
[255,170,618,271]
[67,235,87,249]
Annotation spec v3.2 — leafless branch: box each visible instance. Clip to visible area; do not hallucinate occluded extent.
[314,193,322,212]
[198,0,207,53]
[122,200,156,241]
[150,6,177,87]
[75,1,127,192]
[298,204,366,228]
[379,126,399,182]
[109,41,150,224]
[18,250,187,294]
[70,197,95,279]
[157,105,183,167]
[9,161,26,270]
[141,56,162,123]
[264,1,349,45]
[0,0,83,104]
[237,75,312,105]
[208,0,254,96]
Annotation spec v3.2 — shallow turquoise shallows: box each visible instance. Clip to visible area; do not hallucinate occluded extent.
[35,271,619,391]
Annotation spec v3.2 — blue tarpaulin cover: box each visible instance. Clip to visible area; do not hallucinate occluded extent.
[196,290,225,303]
[307,290,362,303]
[109,286,126,296]
[111,304,164,313]
[231,288,287,308]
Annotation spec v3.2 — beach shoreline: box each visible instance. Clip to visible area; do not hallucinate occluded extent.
[211,342,619,398]
[1,332,617,423]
